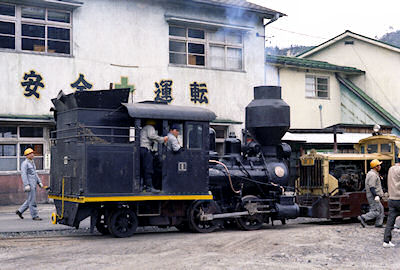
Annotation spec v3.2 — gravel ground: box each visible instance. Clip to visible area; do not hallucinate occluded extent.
[1,219,399,270]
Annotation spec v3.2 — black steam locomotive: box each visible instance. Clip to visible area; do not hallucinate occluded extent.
[48,86,299,237]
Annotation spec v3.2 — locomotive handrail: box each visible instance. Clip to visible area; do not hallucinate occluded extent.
[50,125,131,141]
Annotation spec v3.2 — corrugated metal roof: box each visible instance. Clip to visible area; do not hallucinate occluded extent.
[266,54,364,74]
[191,0,285,17]
[282,132,371,144]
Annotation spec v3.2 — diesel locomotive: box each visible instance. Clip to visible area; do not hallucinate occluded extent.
[48,85,300,237]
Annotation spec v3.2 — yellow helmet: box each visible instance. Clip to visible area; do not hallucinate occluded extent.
[145,119,156,126]
[24,148,34,156]
[370,159,382,168]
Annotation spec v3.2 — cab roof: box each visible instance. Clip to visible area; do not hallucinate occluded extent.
[122,102,216,122]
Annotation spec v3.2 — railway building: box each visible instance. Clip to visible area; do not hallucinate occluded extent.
[0,0,284,205]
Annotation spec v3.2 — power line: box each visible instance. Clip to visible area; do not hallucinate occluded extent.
[268,26,328,40]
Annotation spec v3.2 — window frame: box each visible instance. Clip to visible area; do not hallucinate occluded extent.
[169,25,206,67]
[0,3,72,55]
[0,125,48,173]
[208,30,243,71]
[305,75,330,99]
[169,25,244,71]
[0,3,16,51]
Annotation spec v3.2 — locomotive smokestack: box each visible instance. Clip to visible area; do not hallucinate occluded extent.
[245,86,290,147]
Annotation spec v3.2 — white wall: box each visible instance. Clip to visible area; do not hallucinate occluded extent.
[303,37,400,120]
[0,0,267,137]
[278,68,341,129]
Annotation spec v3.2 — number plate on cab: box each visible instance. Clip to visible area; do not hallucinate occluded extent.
[301,158,315,166]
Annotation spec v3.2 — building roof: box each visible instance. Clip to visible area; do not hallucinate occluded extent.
[266,54,364,74]
[282,132,371,144]
[297,30,400,58]
[336,74,400,131]
[0,114,55,124]
[191,0,286,18]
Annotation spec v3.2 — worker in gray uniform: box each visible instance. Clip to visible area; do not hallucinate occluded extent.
[358,159,385,228]
[140,120,168,192]
[15,148,44,220]
[167,124,181,152]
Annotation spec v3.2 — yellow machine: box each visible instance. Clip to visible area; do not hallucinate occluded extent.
[296,133,400,219]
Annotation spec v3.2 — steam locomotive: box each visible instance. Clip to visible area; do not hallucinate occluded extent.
[48,85,300,237]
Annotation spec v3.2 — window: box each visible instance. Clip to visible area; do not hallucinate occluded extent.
[0,3,71,54]
[0,125,47,171]
[20,127,43,137]
[169,26,205,66]
[209,30,243,70]
[0,144,17,170]
[0,126,17,138]
[211,125,229,155]
[367,144,378,154]
[20,143,44,169]
[0,3,15,49]
[169,25,243,70]
[305,75,329,98]
[381,143,392,153]
[187,124,203,149]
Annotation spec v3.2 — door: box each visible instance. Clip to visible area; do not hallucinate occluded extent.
[162,122,209,193]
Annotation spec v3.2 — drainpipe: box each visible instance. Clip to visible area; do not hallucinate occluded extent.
[318,104,323,128]
[263,13,281,85]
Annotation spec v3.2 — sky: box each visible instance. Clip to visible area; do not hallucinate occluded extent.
[248,0,400,48]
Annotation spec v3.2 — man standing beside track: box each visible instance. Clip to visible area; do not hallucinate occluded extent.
[358,159,385,228]
[383,160,400,247]
[15,148,44,220]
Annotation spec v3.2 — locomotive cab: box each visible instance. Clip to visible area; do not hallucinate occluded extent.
[122,102,215,194]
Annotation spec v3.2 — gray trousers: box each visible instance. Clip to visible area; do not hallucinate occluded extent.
[384,200,400,243]
[361,200,384,226]
[18,187,39,218]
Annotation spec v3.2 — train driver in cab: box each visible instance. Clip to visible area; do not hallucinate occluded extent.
[167,124,181,152]
[140,120,168,192]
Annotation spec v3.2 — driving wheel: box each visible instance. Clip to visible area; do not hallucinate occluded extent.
[188,200,218,233]
[236,195,263,231]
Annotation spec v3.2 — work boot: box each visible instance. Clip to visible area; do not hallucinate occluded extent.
[146,187,161,193]
[383,241,396,248]
[357,216,366,228]
[32,217,42,221]
[15,210,24,219]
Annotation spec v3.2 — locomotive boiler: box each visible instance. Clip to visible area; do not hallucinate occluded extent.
[48,85,299,237]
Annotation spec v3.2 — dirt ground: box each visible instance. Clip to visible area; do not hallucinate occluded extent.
[1,218,399,270]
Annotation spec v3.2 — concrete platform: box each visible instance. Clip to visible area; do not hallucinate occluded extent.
[0,203,89,233]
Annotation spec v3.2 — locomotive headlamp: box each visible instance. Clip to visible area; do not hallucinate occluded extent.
[373,124,381,133]
[274,166,285,178]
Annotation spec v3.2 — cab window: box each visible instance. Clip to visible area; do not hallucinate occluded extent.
[367,144,378,153]
[360,146,365,154]
[381,143,392,153]
[187,124,203,149]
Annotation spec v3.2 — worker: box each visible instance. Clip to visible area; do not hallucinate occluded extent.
[15,148,45,220]
[140,120,168,192]
[358,159,385,228]
[167,124,181,152]
[383,159,400,247]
